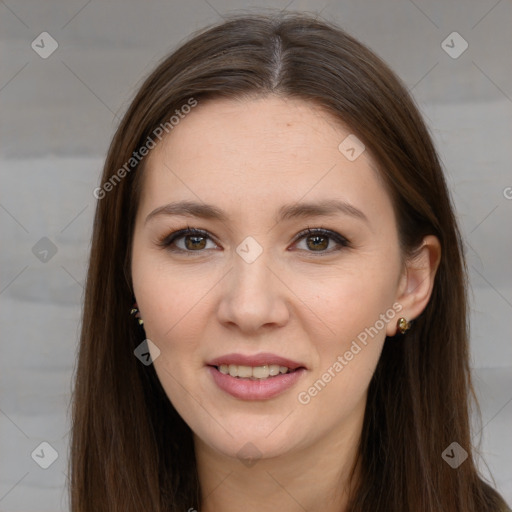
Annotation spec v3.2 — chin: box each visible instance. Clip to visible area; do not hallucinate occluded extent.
[193,423,297,462]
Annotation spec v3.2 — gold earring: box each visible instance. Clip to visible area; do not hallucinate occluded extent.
[130,303,144,326]
[397,317,411,334]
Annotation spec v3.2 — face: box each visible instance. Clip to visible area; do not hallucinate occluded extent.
[131,95,405,462]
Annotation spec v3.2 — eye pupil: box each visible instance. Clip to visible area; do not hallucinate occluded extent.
[307,235,328,251]
[185,235,206,250]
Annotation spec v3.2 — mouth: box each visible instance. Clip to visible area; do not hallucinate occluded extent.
[211,363,303,380]
[206,353,307,400]
[206,352,306,380]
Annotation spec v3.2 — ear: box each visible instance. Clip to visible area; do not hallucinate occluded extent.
[386,235,441,336]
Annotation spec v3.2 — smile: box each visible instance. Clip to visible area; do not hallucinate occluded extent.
[216,364,294,379]
[208,365,306,400]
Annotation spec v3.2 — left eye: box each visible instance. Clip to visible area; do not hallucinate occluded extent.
[293,227,350,254]
[158,227,350,255]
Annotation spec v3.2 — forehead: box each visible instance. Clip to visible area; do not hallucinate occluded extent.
[138,96,393,228]
[149,95,357,167]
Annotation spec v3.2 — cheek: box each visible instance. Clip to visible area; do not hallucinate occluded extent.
[131,247,228,415]
[295,263,397,399]
[132,260,214,419]
[133,260,213,353]
[299,261,398,344]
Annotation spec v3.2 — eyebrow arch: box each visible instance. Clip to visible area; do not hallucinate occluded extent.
[145,199,369,225]
[277,200,368,224]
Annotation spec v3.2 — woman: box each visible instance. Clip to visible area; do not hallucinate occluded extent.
[70,11,510,511]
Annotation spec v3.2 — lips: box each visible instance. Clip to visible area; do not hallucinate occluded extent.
[207,352,306,371]
[208,365,307,400]
[206,352,307,400]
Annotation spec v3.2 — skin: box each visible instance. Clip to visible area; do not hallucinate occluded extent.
[131,95,441,512]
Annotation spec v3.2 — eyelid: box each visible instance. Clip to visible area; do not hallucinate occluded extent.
[157,226,218,249]
[158,226,350,255]
[293,226,349,245]
[291,226,351,255]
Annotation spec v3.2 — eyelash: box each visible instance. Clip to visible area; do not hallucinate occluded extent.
[157,225,351,256]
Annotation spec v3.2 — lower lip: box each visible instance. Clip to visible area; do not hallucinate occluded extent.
[208,366,306,400]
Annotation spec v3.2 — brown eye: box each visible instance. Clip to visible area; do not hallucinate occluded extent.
[305,234,329,251]
[159,227,350,256]
[184,234,207,250]
[159,228,218,254]
[293,227,350,255]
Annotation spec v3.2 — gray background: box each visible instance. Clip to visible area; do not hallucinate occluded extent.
[0,0,511,510]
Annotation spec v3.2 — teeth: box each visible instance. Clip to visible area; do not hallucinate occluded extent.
[218,364,292,379]
[237,365,252,378]
[269,365,280,376]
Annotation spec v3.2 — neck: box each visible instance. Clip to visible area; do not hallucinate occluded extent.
[194,417,363,512]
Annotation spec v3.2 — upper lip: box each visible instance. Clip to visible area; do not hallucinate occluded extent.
[207,352,306,370]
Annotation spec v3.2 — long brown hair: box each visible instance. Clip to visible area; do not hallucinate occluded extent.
[70,11,509,511]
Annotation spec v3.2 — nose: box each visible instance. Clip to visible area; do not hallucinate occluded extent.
[216,249,290,334]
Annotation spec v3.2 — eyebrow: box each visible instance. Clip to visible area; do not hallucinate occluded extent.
[145,199,369,225]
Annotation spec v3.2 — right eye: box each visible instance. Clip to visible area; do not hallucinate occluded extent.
[158,227,219,254]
